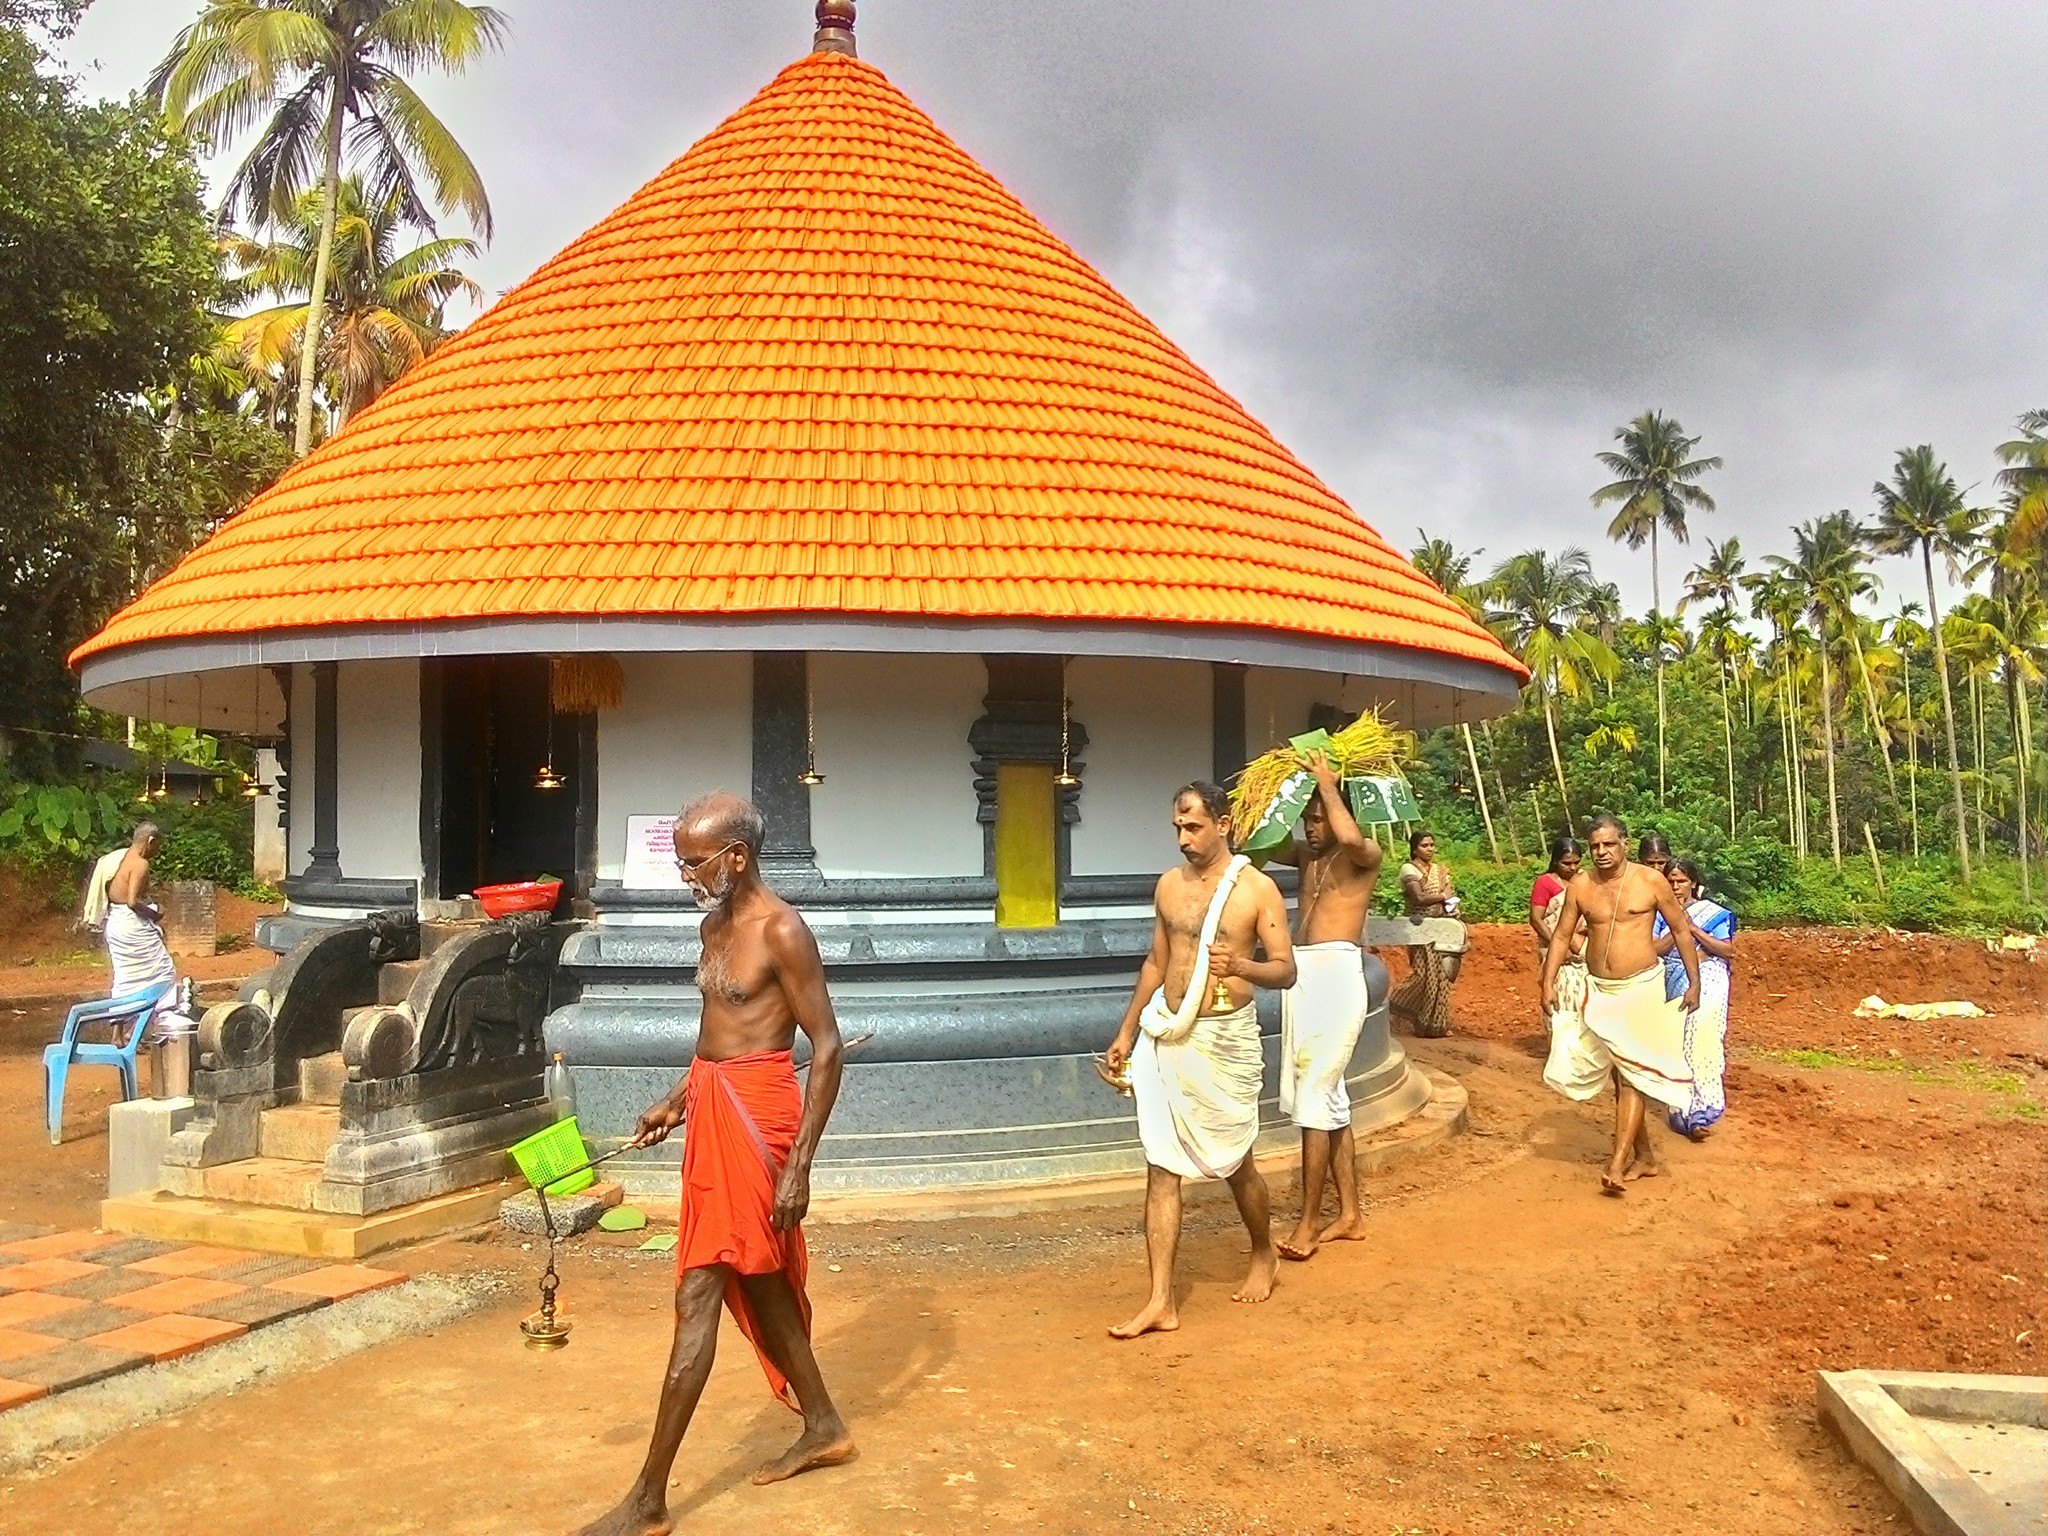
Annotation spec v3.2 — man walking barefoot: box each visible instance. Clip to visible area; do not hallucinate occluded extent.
[1103,783,1296,1338]
[1267,752,1383,1261]
[1540,815,1699,1196]
[575,793,853,1536]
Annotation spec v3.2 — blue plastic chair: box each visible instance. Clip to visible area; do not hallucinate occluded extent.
[43,979,177,1145]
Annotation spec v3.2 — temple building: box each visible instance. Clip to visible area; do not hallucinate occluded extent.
[72,2,1523,1211]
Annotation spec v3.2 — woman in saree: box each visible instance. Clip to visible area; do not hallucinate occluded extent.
[1531,834,1587,1032]
[1654,859,1735,1139]
[1389,830,1458,1038]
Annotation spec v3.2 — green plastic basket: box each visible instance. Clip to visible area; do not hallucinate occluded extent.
[510,1116,594,1197]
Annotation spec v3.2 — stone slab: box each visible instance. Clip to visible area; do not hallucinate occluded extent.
[0,1292,86,1329]
[107,1097,196,1199]
[0,1341,144,1393]
[256,1103,340,1163]
[69,1237,183,1268]
[100,1179,517,1260]
[298,1051,348,1106]
[499,1179,624,1237]
[127,1246,247,1277]
[1818,1369,2036,1536]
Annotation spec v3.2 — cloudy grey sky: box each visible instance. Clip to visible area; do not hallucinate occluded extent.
[57,1,2045,616]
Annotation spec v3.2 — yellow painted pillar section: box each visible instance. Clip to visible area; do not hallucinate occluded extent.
[993,763,1059,928]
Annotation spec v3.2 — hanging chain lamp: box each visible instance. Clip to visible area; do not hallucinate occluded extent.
[534,679,565,791]
[1054,662,1079,788]
[797,657,825,786]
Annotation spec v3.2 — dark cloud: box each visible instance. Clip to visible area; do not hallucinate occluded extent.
[63,0,2045,609]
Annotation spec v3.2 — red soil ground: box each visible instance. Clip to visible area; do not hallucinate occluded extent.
[0,923,2038,1534]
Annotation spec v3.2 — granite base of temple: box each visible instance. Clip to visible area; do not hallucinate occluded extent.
[546,916,1443,1198]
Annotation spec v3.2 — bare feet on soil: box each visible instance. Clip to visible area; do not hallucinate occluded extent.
[1317,1213,1369,1244]
[1276,1219,1320,1261]
[752,1423,857,1485]
[572,1497,673,1536]
[1231,1247,1278,1303]
[1107,1299,1180,1339]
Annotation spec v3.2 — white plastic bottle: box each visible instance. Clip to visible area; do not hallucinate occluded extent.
[543,1051,578,1123]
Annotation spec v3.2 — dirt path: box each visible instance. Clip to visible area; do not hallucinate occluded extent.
[0,927,2039,1535]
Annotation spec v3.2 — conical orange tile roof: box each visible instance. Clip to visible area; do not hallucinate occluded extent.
[73,48,1521,691]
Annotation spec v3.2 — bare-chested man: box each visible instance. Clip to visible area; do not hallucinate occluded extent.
[1265,752,1384,1261]
[102,823,177,1025]
[1103,782,1296,1338]
[1540,815,1700,1196]
[575,794,852,1536]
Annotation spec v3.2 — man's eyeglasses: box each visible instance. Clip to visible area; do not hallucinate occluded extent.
[673,841,741,878]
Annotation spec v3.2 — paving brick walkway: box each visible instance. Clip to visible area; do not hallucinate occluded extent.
[0,1223,404,1410]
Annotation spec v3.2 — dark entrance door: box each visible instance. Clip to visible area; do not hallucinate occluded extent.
[429,657,585,899]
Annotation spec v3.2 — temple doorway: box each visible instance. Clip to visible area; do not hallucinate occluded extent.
[427,656,585,900]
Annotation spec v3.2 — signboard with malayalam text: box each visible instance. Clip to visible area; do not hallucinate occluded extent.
[622,814,683,889]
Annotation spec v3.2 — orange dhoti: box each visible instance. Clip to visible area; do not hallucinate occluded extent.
[678,1049,809,1408]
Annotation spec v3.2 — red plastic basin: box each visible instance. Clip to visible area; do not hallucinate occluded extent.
[473,879,563,920]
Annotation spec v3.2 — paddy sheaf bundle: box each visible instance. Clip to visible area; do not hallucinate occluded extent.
[550,654,625,714]
[1228,710,1415,835]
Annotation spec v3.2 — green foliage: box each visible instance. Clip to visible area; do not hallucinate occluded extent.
[0,781,129,860]
[0,9,286,756]
[154,826,239,885]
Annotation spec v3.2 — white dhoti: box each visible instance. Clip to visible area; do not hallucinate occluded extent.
[103,906,177,1027]
[1544,963,1692,1110]
[1131,995,1263,1180]
[1280,941,1371,1130]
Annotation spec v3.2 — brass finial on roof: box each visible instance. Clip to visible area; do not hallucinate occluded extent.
[813,0,856,55]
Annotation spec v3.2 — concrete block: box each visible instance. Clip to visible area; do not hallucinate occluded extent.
[499,1179,624,1237]
[108,1097,196,1199]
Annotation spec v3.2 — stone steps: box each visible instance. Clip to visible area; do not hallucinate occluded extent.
[200,1156,326,1210]
[258,1104,340,1164]
[298,1050,348,1106]
[377,957,430,1006]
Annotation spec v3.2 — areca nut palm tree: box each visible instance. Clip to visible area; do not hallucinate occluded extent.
[1695,604,1749,835]
[223,174,483,424]
[1746,568,1810,857]
[1768,516,1869,870]
[1890,605,1928,857]
[1411,532,1505,860]
[1867,445,1986,880]
[1485,547,1618,823]
[1683,537,1749,832]
[152,0,508,458]
[1592,410,1722,804]
[1812,511,1901,815]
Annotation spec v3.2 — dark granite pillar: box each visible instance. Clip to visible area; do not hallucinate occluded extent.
[750,652,819,878]
[1211,662,1247,784]
[306,660,343,881]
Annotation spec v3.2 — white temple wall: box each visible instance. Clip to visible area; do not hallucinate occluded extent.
[1067,658,1210,876]
[596,653,752,882]
[286,666,313,877]
[336,659,423,882]
[810,653,983,879]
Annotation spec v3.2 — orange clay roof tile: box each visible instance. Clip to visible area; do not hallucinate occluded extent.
[73,50,1520,681]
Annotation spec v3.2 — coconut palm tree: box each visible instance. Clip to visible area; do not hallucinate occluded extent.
[222,175,482,425]
[1867,446,1986,879]
[1947,600,2004,865]
[1592,411,1721,804]
[1485,547,1618,822]
[1809,512,1901,816]
[152,0,507,458]
[1995,408,2048,560]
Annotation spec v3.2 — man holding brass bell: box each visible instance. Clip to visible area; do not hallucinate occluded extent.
[1101,781,1296,1339]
